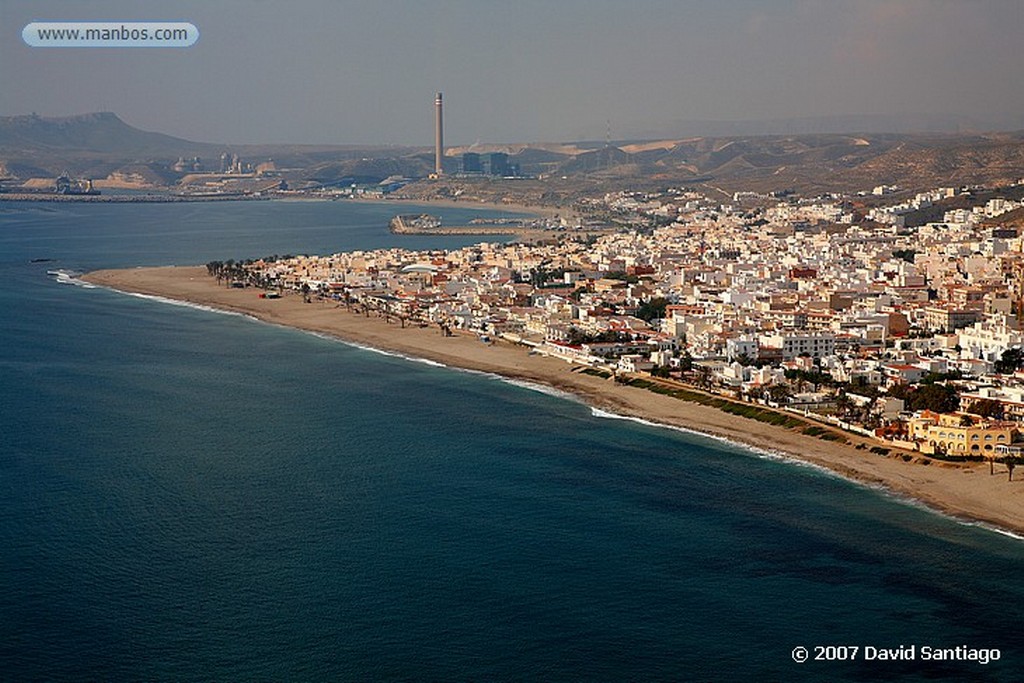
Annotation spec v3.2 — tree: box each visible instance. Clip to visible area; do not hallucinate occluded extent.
[635,297,669,322]
[834,391,854,418]
[995,347,1024,374]
[679,351,693,373]
[746,386,766,402]
[1006,456,1017,482]
[892,248,917,263]
[921,370,962,384]
[966,398,1004,420]
[849,376,880,399]
[785,368,836,389]
[567,327,629,346]
[903,383,959,413]
[530,267,548,288]
[768,384,792,404]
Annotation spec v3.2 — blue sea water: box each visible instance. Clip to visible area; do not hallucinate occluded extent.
[2,199,1023,682]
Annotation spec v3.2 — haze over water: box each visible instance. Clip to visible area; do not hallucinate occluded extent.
[2,200,1023,681]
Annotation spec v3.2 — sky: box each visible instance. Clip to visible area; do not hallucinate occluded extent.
[2,0,1023,146]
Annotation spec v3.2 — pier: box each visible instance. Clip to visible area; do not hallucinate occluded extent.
[389,213,547,237]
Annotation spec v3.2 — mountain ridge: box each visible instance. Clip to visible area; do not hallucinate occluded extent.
[4,112,1024,196]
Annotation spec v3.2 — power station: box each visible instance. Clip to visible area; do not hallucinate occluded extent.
[434,92,444,176]
[433,92,519,177]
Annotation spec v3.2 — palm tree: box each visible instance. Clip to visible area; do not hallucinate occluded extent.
[768,384,792,405]
[834,391,853,419]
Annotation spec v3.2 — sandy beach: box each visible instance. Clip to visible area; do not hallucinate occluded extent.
[83,265,1024,536]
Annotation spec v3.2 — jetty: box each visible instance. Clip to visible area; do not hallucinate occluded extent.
[389,213,612,240]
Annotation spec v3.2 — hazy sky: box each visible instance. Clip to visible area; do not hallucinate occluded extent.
[3,0,1023,145]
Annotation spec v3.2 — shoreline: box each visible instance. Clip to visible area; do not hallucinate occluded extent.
[81,265,1024,537]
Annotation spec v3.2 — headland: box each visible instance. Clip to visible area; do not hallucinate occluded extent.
[82,265,1024,536]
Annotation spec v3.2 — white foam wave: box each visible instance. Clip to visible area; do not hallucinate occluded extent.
[86,282,257,321]
[501,377,581,402]
[48,269,97,289]
[589,406,828,470]
[339,339,449,368]
[115,290,258,320]
[961,521,1024,541]
[309,335,577,401]
[412,357,446,368]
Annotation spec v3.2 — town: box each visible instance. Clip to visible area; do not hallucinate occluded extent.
[209,179,1024,471]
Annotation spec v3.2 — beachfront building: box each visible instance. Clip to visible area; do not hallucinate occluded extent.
[538,340,599,365]
[618,354,655,374]
[906,411,1015,456]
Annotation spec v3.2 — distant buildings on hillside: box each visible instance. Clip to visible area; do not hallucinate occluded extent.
[461,151,519,177]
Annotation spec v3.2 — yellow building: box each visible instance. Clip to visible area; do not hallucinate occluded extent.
[907,411,1015,456]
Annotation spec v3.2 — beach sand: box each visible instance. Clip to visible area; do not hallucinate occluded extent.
[83,265,1024,536]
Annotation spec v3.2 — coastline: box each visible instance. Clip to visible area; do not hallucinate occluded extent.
[81,265,1024,537]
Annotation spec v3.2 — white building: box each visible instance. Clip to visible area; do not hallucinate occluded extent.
[726,336,759,361]
[759,331,836,360]
[959,321,1024,362]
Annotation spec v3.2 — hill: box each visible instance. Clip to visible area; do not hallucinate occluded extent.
[0,112,427,187]
[0,112,213,156]
[4,112,1024,199]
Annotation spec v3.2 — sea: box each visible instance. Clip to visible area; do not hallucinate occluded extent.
[1,199,1023,682]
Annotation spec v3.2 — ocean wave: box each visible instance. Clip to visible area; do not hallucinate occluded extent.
[869,490,1024,542]
[108,288,259,321]
[308,333,579,402]
[589,406,829,471]
[960,520,1024,542]
[500,378,582,402]
[336,338,449,368]
[48,269,97,289]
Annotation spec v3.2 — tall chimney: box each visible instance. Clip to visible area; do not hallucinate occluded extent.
[435,92,444,176]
